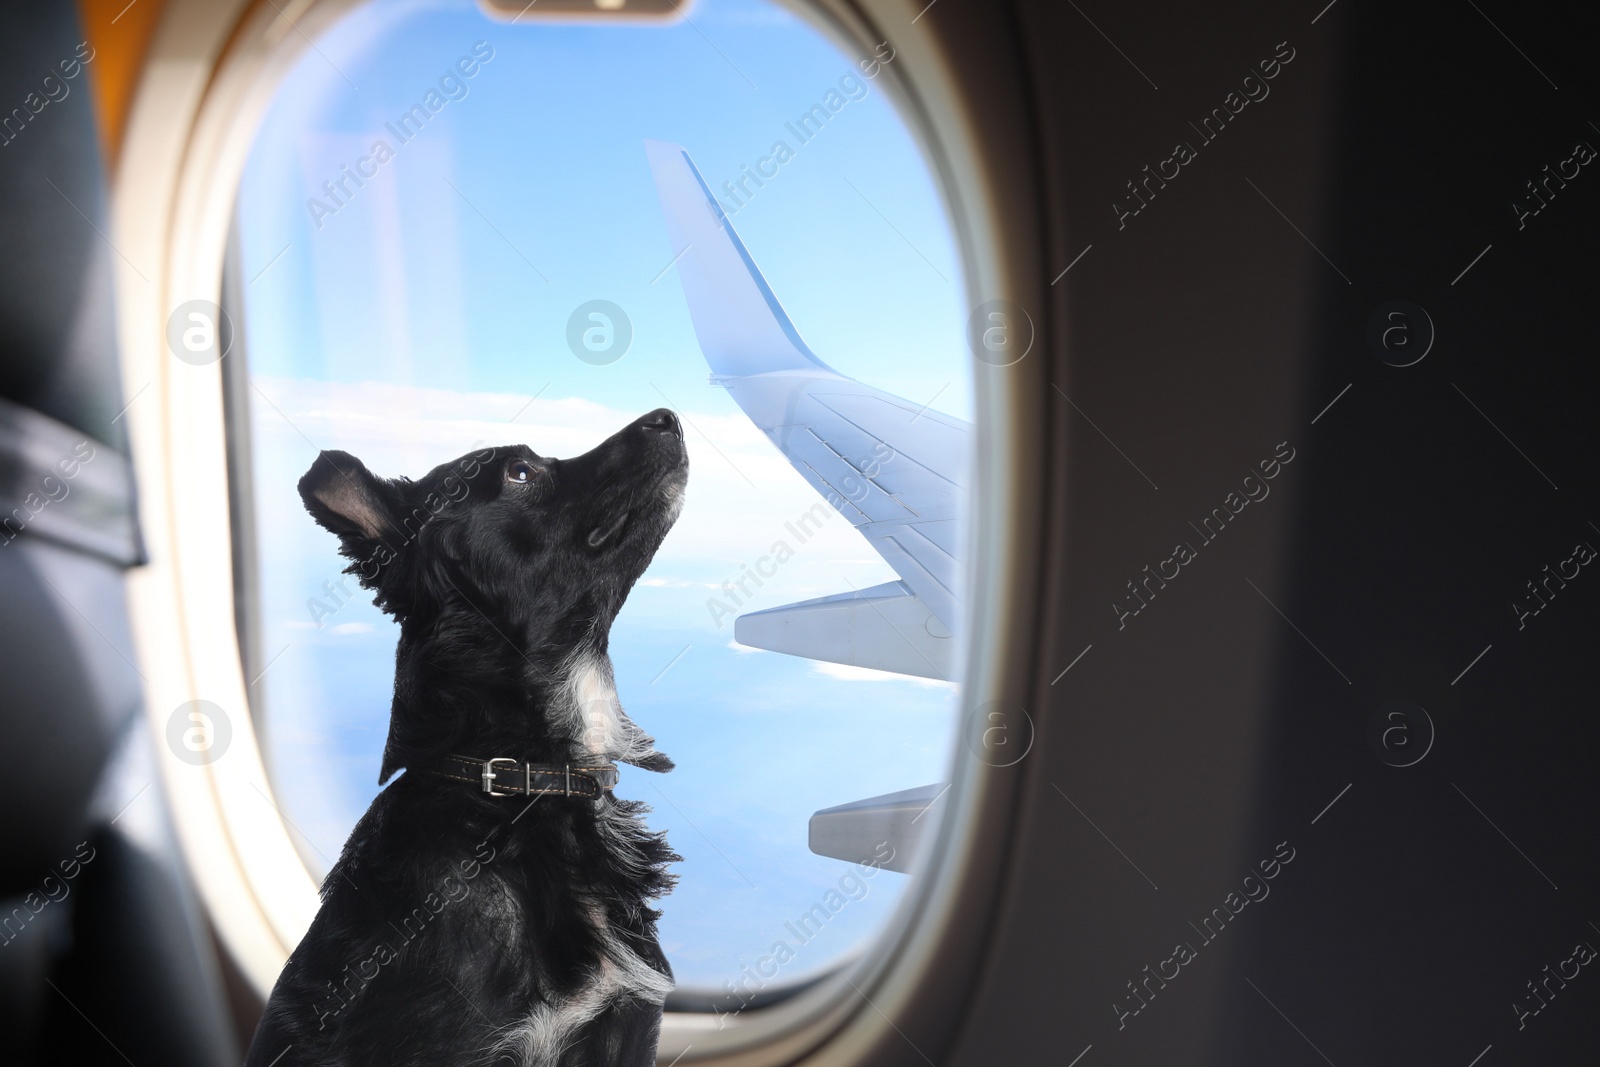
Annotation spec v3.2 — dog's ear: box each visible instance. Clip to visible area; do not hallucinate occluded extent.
[298,450,401,552]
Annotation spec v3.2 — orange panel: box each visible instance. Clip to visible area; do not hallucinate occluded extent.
[77,0,168,168]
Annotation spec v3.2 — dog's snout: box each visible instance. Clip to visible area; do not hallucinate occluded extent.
[639,408,682,438]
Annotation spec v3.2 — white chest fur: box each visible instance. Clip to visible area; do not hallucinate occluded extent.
[489,900,674,1064]
[562,652,659,765]
[565,654,625,758]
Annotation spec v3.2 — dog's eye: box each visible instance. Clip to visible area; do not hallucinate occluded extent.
[506,460,538,484]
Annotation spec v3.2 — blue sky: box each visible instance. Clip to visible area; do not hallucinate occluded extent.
[236,0,969,991]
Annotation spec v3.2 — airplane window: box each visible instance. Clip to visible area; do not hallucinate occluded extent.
[228,0,971,1000]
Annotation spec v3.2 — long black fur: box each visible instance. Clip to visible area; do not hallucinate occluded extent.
[243,409,689,1067]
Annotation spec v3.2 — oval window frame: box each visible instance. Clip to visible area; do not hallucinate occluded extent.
[111,0,1046,1061]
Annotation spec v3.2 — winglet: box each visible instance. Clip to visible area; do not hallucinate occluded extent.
[644,139,837,379]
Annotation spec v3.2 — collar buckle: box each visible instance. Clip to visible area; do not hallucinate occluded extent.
[481,757,517,796]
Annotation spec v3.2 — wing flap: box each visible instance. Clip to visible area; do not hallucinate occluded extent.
[733,580,955,681]
[807,783,946,873]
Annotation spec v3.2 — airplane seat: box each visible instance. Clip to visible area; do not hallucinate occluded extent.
[0,5,239,1064]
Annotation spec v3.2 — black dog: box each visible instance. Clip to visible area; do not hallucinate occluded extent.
[244,409,688,1067]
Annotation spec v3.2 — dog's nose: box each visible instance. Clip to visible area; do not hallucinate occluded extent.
[640,408,682,438]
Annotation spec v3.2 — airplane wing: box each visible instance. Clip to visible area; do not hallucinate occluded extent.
[644,140,967,681]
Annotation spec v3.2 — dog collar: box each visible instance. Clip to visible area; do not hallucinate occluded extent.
[425,755,619,800]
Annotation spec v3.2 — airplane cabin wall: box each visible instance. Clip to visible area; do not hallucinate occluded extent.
[942,0,1600,1062]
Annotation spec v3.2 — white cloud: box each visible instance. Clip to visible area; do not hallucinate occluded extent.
[810,661,957,689]
[249,376,900,607]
